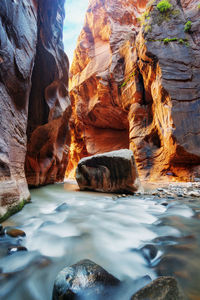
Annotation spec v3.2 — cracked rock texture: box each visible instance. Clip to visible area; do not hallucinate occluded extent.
[0,0,71,220]
[68,0,200,181]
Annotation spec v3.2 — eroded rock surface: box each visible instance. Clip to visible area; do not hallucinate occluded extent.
[69,0,200,181]
[0,0,71,220]
[25,0,71,186]
[76,149,141,193]
[0,0,37,220]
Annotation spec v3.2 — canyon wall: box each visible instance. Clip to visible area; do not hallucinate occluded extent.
[25,0,71,186]
[0,0,70,221]
[69,0,200,181]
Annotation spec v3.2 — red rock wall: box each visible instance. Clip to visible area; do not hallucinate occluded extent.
[25,0,71,186]
[68,0,200,181]
[0,0,71,220]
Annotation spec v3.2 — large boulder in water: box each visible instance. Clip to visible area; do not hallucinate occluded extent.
[75,149,141,194]
[131,276,184,300]
[52,259,120,300]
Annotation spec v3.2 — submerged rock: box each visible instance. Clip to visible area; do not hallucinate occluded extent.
[55,203,68,212]
[141,244,158,263]
[5,228,26,238]
[8,246,27,255]
[131,276,184,300]
[75,149,141,194]
[0,224,4,236]
[52,259,120,300]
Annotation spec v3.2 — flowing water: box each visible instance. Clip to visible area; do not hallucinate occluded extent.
[0,181,200,300]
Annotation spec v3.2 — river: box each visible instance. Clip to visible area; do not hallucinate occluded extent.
[0,180,200,299]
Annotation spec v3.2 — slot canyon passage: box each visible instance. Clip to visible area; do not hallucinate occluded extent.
[0,0,200,299]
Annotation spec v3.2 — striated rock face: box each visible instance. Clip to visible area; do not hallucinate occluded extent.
[69,0,200,181]
[25,0,71,186]
[76,149,141,193]
[0,0,70,220]
[0,0,37,219]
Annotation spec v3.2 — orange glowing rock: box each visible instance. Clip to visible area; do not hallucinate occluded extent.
[68,0,200,181]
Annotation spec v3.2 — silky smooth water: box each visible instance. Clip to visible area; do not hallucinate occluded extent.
[0,181,200,300]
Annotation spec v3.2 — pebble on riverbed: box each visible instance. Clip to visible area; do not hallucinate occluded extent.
[8,246,27,255]
[5,228,26,238]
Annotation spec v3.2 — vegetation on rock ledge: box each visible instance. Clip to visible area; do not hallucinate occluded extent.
[157,0,172,13]
[120,72,135,88]
[0,199,29,223]
[184,21,192,33]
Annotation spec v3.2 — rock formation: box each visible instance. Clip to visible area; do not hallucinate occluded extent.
[69,0,200,181]
[53,259,120,300]
[76,149,141,193]
[131,276,184,300]
[25,0,71,186]
[53,259,183,300]
[0,0,71,221]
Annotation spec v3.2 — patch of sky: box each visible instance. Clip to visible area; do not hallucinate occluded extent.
[63,0,89,64]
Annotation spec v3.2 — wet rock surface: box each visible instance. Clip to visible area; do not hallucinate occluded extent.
[8,246,27,255]
[0,225,27,258]
[76,149,141,193]
[0,225,4,236]
[141,244,158,263]
[131,276,184,300]
[53,259,120,300]
[5,228,26,238]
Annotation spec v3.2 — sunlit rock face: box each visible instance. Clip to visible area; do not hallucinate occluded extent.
[0,0,70,219]
[69,0,200,181]
[25,0,71,186]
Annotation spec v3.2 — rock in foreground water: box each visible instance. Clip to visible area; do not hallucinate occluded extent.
[75,149,141,194]
[131,276,184,300]
[52,259,120,300]
[5,228,26,238]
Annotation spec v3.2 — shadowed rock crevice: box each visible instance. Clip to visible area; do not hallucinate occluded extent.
[25,0,71,186]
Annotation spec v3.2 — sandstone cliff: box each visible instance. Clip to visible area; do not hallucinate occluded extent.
[69,0,200,181]
[25,0,71,186]
[0,0,70,221]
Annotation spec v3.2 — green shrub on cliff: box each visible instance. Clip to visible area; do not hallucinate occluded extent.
[157,0,172,13]
[184,21,192,32]
[163,37,177,44]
